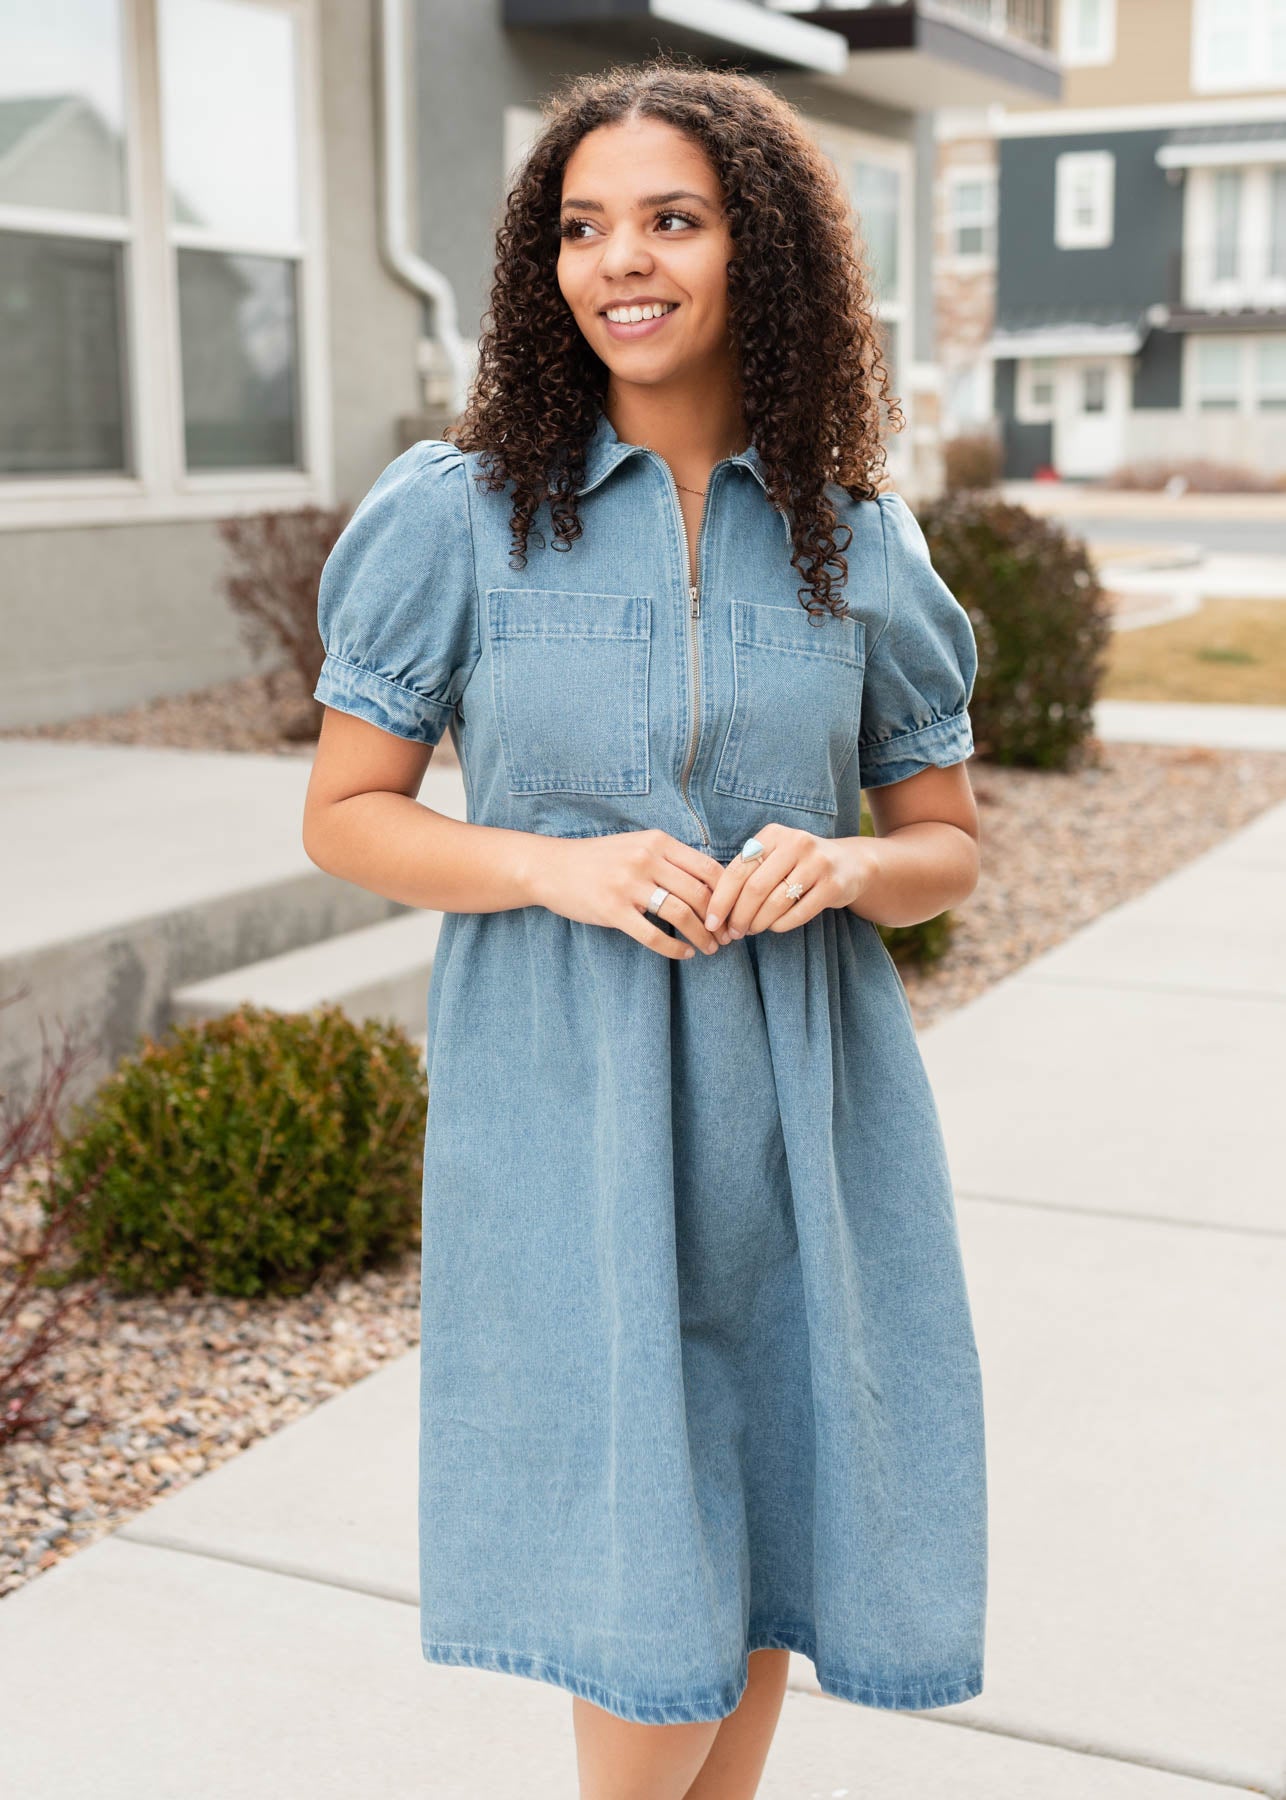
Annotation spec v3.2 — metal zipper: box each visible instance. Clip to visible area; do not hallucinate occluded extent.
[654,457,712,850]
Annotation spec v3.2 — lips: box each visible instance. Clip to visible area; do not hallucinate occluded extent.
[600,302,680,341]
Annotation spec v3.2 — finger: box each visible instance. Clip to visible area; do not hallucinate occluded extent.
[726,842,795,934]
[644,861,725,951]
[618,912,698,960]
[703,848,763,929]
[762,870,831,932]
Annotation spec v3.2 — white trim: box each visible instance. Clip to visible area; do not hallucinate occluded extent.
[650,0,849,73]
[997,97,1286,136]
[942,163,997,265]
[1192,0,1286,97]
[1158,139,1286,169]
[1055,149,1114,249]
[990,323,1143,358]
[1060,0,1117,67]
[0,0,333,530]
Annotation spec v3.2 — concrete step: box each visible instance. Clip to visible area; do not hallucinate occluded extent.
[171,908,444,1045]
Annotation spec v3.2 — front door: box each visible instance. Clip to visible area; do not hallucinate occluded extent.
[1054,357,1129,479]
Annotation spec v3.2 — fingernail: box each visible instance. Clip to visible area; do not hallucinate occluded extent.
[730,927,743,939]
[705,913,719,929]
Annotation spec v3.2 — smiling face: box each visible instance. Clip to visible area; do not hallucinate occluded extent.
[556,115,739,398]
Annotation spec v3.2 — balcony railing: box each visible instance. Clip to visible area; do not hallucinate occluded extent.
[1169,242,1286,312]
[757,0,1054,55]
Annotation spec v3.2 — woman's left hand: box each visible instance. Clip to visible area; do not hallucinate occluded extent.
[702,823,878,939]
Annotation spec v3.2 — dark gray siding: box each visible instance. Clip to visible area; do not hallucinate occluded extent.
[994,359,1053,478]
[996,129,1183,331]
[1133,327,1183,408]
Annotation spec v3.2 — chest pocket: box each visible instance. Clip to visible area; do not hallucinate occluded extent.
[713,599,865,816]
[487,588,652,796]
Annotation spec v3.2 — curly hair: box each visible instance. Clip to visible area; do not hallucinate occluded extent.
[445,54,904,622]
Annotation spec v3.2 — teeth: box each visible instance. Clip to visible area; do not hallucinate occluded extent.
[605,302,677,323]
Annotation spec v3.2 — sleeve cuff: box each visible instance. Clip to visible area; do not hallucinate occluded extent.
[858,706,974,789]
[313,652,454,746]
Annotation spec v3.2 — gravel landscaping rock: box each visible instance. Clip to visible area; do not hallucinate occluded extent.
[4,670,1286,1601]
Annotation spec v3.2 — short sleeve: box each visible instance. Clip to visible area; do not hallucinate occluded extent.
[313,439,479,745]
[856,492,979,789]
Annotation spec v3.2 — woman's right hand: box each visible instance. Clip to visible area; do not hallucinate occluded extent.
[527,829,733,958]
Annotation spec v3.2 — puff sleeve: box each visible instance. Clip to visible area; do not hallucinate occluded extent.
[856,492,979,789]
[313,439,479,745]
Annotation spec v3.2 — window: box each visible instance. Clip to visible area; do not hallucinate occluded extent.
[1193,0,1286,93]
[946,169,997,261]
[1183,164,1286,304]
[1258,337,1286,408]
[0,0,131,476]
[1192,338,1242,410]
[1081,365,1108,413]
[1061,0,1117,65]
[1055,152,1115,249]
[808,120,912,473]
[1212,169,1243,282]
[1270,167,1286,280]
[1016,356,1057,422]
[0,0,326,525]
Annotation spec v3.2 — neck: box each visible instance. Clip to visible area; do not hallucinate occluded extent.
[602,376,749,475]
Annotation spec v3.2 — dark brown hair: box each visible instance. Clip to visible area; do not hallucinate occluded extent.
[446,55,903,620]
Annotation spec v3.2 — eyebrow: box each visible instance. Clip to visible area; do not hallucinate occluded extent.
[559,189,714,212]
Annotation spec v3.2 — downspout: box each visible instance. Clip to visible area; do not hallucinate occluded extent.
[376,0,473,418]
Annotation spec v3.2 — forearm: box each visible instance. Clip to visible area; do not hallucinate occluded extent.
[304,791,551,915]
[845,821,979,929]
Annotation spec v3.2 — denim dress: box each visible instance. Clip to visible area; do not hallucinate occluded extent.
[313,404,988,1725]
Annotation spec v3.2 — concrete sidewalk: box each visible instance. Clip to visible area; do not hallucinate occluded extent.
[1,772,1283,1796]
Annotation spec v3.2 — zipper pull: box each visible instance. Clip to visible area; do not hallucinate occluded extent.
[690,583,700,618]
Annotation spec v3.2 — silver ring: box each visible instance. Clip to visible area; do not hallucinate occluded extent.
[783,880,806,902]
[740,835,767,865]
[646,886,670,915]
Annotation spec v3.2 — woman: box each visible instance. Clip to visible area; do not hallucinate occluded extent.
[303,58,987,1800]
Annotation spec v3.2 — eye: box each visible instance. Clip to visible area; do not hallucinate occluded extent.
[557,208,701,240]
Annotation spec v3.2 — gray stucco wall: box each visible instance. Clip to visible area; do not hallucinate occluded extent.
[1,0,424,729]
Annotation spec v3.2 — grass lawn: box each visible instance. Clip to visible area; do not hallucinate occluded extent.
[1101,597,1286,705]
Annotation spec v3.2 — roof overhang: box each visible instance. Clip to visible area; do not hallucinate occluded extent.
[1157,140,1286,169]
[795,1,1061,110]
[987,322,1146,359]
[501,0,850,74]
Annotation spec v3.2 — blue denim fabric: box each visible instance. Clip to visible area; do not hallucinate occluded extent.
[314,405,987,1724]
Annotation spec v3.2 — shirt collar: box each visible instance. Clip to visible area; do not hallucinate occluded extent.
[572,403,772,499]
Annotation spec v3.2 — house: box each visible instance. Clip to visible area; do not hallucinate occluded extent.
[934,0,1286,481]
[0,0,1058,728]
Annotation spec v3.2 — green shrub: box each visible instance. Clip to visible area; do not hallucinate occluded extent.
[40,1004,427,1299]
[858,806,955,967]
[915,492,1112,770]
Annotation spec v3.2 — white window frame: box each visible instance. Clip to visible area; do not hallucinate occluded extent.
[1015,355,1058,423]
[0,0,331,531]
[944,165,997,266]
[1181,162,1286,307]
[1182,331,1286,412]
[1192,0,1286,95]
[804,117,915,479]
[1060,0,1117,67]
[1055,151,1115,249]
